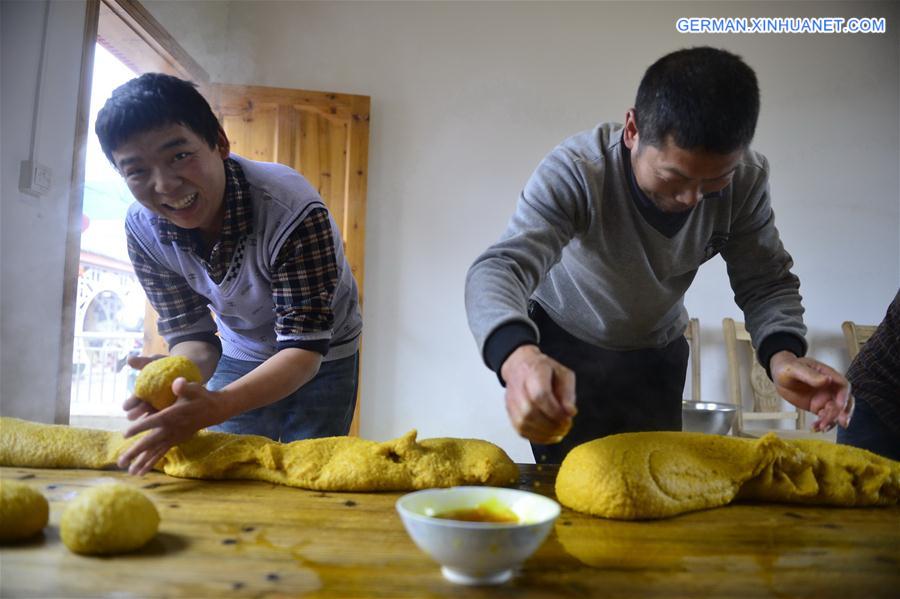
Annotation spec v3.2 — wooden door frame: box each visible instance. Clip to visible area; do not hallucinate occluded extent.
[57,0,100,423]
[97,0,208,82]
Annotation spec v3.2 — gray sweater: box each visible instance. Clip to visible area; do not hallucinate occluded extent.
[465,123,806,362]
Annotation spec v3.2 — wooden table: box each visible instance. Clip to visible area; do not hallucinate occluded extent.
[2,464,898,598]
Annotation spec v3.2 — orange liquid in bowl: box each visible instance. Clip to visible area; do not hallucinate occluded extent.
[433,503,519,523]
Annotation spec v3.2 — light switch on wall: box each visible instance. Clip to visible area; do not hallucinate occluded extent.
[18,159,53,197]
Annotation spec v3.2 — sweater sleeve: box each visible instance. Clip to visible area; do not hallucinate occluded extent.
[465,145,591,361]
[483,321,539,383]
[719,153,808,366]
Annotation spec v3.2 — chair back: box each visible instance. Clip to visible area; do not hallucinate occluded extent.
[684,318,701,402]
[722,318,802,435]
[841,321,877,361]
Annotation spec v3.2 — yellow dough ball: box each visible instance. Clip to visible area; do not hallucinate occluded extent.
[134,355,202,410]
[0,480,49,542]
[60,483,159,555]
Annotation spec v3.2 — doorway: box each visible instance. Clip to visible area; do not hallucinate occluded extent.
[68,43,140,429]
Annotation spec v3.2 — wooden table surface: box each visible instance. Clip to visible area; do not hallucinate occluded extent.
[1,464,898,598]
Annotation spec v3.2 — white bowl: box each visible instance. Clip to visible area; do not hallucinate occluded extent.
[396,486,560,585]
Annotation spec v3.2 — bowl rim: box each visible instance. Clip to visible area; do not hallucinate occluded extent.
[681,400,739,413]
[395,486,560,529]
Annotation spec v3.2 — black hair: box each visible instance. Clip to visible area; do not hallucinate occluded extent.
[95,73,220,165]
[634,47,760,154]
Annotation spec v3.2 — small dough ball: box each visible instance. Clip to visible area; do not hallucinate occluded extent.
[0,480,49,541]
[134,355,202,410]
[61,483,159,555]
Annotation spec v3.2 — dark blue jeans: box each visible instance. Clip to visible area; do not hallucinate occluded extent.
[207,352,358,442]
[837,396,900,461]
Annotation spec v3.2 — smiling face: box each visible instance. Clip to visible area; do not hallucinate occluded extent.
[623,109,744,213]
[112,124,230,241]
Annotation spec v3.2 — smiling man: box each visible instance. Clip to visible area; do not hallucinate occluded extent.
[95,74,362,475]
[465,47,851,463]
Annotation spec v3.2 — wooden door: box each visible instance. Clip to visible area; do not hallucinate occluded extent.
[208,84,370,300]
[210,84,371,435]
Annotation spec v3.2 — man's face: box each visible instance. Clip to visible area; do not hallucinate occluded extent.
[623,111,743,213]
[112,123,229,239]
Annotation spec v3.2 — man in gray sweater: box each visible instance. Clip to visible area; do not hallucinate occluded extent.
[465,47,852,463]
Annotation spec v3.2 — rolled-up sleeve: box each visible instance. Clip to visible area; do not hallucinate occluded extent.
[270,208,338,356]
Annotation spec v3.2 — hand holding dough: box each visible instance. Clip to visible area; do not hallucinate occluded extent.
[133,355,203,411]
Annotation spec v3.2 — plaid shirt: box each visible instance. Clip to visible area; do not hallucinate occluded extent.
[126,158,339,354]
[846,290,900,435]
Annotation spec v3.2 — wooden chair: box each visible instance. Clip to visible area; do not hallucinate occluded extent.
[841,321,877,361]
[722,318,830,440]
[683,318,701,402]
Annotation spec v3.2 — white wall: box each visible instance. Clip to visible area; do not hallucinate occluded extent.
[2,1,897,464]
[1,0,87,422]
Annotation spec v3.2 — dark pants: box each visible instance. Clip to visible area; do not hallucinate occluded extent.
[207,352,359,442]
[529,302,688,464]
[837,396,900,461]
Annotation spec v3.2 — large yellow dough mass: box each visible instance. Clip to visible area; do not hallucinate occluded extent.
[556,431,900,520]
[61,483,159,555]
[0,418,519,491]
[0,479,49,541]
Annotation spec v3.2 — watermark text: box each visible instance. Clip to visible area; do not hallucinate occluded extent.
[676,17,886,34]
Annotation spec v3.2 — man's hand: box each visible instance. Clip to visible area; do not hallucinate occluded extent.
[500,345,577,444]
[769,351,853,432]
[122,354,164,422]
[118,378,225,476]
